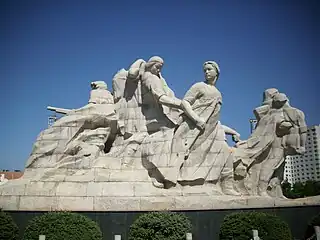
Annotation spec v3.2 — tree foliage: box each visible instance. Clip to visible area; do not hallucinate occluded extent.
[0,210,19,240]
[219,211,292,240]
[23,212,102,240]
[128,212,192,240]
[282,180,320,199]
[304,213,320,240]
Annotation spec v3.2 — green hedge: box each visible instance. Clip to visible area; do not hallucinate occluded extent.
[128,212,192,240]
[0,210,19,240]
[219,211,292,240]
[22,212,102,240]
[304,213,320,239]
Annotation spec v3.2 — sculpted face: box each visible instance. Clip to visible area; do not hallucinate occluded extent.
[150,62,163,76]
[272,93,288,109]
[204,64,218,83]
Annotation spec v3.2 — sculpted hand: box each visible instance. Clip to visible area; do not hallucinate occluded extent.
[196,118,206,130]
[232,133,241,143]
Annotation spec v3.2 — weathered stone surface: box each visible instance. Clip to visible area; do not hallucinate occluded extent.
[0,196,19,210]
[87,182,135,197]
[94,197,140,211]
[26,80,117,170]
[0,194,319,211]
[0,181,27,195]
[25,181,58,196]
[56,182,88,196]
[0,57,316,212]
[57,197,94,211]
[140,196,176,211]
[19,196,58,211]
[134,183,182,197]
[233,90,307,197]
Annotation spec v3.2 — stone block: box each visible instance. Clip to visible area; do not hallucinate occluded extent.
[245,196,276,209]
[87,182,135,197]
[57,196,94,211]
[64,169,95,182]
[94,197,140,211]
[140,196,176,211]
[94,168,111,182]
[175,196,214,210]
[41,168,68,181]
[0,181,26,195]
[22,168,46,180]
[181,184,222,196]
[55,182,88,196]
[134,183,182,197]
[211,196,248,209]
[109,169,150,182]
[93,156,121,169]
[19,196,58,211]
[25,181,57,196]
[0,196,19,210]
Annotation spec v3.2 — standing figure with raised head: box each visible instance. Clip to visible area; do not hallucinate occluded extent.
[139,56,186,188]
[140,56,182,131]
[154,61,241,195]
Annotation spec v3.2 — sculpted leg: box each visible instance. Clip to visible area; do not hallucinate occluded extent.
[245,162,262,195]
[220,153,241,196]
[258,146,284,197]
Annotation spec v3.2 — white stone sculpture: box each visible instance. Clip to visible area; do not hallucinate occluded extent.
[25,81,117,170]
[140,61,241,195]
[233,91,307,197]
[0,174,8,185]
[0,56,317,212]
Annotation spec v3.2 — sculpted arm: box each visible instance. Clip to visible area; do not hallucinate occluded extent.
[180,83,206,129]
[253,105,270,122]
[146,73,182,109]
[180,100,205,129]
[221,124,241,142]
[221,125,240,136]
[158,95,182,109]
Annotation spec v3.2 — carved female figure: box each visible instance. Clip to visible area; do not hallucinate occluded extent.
[156,61,241,194]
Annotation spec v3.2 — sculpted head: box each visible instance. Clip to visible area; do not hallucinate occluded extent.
[272,92,288,109]
[262,88,279,105]
[203,61,220,85]
[91,81,108,90]
[145,56,164,76]
[89,81,113,104]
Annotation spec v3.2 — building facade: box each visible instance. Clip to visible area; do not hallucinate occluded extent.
[284,125,320,184]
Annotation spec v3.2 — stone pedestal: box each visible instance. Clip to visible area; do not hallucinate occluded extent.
[1,173,319,211]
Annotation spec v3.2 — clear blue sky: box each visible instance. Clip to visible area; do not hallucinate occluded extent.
[0,0,319,170]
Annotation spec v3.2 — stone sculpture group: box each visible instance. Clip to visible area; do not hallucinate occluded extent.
[1,56,315,212]
[19,56,307,198]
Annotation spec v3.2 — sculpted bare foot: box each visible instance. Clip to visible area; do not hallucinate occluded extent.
[151,178,164,188]
[223,188,241,196]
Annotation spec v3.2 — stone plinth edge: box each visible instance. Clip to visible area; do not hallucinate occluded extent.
[1,195,319,212]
